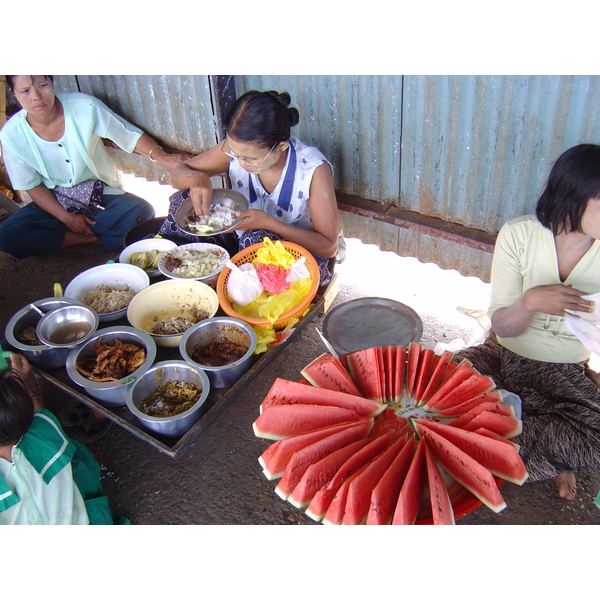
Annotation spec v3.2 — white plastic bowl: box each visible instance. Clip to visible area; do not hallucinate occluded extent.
[64,263,150,322]
[119,238,177,277]
[157,243,229,287]
[126,279,219,347]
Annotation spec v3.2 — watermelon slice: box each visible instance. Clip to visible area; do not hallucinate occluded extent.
[406,342,422,398]
[275,421,374,500]
[366,434,416,525]
[413,348,435,404]
[425,372,496,412]
[260,378,386,417]
[435,390,502,418]
[288,438,372,509]
[259,418,373,480]
[414,419,528,485]
[423,439,455,525]
[253,404,362,441]
[473,427,521,451]
[383,346,394,403]
[305,431,393,522]
[391,439,427,525]
[418,350,455,404]
[300,353,363,397]
[342,435,409,525]
[462,411,522,439]
[423,359,476,410]
[416,426,507,512]
[448,400,514,429]
[392,346,406,403]
[345,348,385,402]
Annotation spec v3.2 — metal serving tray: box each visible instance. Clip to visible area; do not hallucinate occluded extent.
[19,299,324,458]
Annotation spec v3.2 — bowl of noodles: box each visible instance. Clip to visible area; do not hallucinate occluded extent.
[64,264,150,322]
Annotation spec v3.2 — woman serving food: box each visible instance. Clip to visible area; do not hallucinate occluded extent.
[161,90,340,285]
[456,143,600,501]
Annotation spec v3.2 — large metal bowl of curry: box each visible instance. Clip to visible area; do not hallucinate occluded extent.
[179,317,256,389]
[65,326,157,407]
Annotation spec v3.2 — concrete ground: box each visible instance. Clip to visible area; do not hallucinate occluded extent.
[2,178,600,529]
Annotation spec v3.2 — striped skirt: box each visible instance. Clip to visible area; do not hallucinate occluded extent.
[456,333,600,483]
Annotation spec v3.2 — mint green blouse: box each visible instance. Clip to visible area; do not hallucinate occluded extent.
[0,92,142,194]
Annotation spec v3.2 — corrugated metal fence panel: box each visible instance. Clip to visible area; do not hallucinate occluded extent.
[52,74,600,243]
[237,75,403,201]
[54,75,217,183]
[401,75,600,233]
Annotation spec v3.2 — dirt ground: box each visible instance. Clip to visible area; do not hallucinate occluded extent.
[2,228,600,530]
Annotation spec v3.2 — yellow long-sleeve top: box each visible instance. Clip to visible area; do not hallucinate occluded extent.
[489,214,600,363]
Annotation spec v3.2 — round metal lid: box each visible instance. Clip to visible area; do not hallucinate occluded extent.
[322,297,423,355]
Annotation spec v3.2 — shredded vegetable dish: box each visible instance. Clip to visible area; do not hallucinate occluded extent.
[81,284,136,314]
[139,379,203,417]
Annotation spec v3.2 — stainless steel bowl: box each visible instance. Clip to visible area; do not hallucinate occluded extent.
[65,326,157,407]
[36,305,99,348]
[179,317,256,389]
[4,297,89,369]
[126,360,210,437]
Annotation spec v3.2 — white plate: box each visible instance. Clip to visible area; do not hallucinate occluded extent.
[119,238,177,277]
[157,243,230,287]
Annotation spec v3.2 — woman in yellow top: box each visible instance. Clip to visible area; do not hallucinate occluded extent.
[457,144,600,501]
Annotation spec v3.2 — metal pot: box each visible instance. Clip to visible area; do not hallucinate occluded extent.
[179,317,256,389]
[4,297,89,369]
[65,326,157,407]
[126,360,210,437]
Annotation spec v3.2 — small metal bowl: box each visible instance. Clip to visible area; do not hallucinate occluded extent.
[180,317,257,389]
[174,189,248,237]
[4,297,89,369]
[126,360,210,437]
[66,326,157,407]
[36,305,99,348]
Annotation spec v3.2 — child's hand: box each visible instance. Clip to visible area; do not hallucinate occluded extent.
[8,353,32,378]
[9,354,43,409]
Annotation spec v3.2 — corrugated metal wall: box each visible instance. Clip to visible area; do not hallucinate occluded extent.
[50,75,600,279]
[54,75,217,184]
[401,75,600,232]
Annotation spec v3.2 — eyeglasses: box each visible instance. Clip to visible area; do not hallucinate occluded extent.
[221,140,277,170]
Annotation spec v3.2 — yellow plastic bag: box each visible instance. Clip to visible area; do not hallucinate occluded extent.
[253,238,296,269]
[233,278,312,324]
[258,278,312,323]
[253,325,277,354]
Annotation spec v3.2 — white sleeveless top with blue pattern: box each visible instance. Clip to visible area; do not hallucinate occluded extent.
[228,136,330,232]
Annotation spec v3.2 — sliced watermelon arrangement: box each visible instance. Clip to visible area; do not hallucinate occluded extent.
[253,344,528,525]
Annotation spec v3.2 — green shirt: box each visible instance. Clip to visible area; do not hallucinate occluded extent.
[490,214,600,363]
[0,409,123,525]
